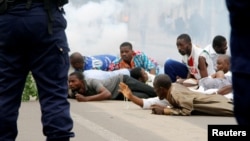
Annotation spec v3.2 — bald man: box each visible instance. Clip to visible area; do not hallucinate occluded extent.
[70,52,117,71]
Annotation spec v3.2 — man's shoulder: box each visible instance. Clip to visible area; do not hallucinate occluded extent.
[92,54,117,59]
[133,50,145,56]
[85,78,101,84]
[84,70,108,77]
[133,50,158,63]
[203,44,212,50]
[205,44,217,54]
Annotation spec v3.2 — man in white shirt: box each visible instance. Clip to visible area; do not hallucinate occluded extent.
[202,35,229,70]
[164,33,215,83]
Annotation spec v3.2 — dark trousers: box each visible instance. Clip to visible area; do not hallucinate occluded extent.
[232,73,250,125]
[0,3,74,140]
[122,75,156,99]
[164,59,189,82]
[226,0,250,125]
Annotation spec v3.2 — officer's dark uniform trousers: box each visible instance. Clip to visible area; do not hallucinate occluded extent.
[0,2,74,141]
[226,0,250,125]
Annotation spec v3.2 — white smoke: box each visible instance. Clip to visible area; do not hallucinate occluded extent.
[64,0,127,58]
[64,0,230,66]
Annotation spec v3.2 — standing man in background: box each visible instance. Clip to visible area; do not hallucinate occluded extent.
[226,0,250,125]
[0,0,75,140]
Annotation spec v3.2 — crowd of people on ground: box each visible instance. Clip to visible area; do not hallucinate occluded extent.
[68,33,234,117]
[0,1,248,140]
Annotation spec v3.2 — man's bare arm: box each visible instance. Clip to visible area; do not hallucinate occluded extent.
[119,82,144,107]
[198,56,209,78]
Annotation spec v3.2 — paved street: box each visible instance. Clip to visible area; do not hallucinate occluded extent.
[17,99,237,141]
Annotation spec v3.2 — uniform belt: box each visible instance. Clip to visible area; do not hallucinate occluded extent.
[7,0,44,9]
[8,0,44,4]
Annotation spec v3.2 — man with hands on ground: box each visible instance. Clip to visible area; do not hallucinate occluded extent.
[68,71,157,101]
[119,74,233,116]
[118,82,171,109]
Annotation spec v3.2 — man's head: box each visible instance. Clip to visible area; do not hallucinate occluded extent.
[176,33,192,56]
[120,42,134,63]
[130,67,148,83]
[212,35,228,54]
[216,54,230,73]
[68,71,85,94]
[70,52,84,72]
[153,74,172,100]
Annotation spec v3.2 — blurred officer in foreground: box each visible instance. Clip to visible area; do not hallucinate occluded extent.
[0,0,75,140]
[226,0,250,125]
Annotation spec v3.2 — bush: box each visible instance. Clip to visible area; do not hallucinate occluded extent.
[22,72,38,102]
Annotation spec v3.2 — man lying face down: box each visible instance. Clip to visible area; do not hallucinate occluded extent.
[119,74,233,116]
[68,71,157,101]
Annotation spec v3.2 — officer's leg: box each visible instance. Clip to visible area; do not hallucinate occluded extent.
[0,57,28,140]
[233,73,250,125]
[226,0,250,126]
[164,59,188,82]
[30,4,74,140]
[0,8,29,140]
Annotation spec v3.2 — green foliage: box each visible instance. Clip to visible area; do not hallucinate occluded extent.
[22,72,38,102]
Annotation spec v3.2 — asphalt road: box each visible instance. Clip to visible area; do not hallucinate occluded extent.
[16,99,237,141]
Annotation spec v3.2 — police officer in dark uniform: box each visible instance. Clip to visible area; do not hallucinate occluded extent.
[226,0,250,125]
[0,0,74,140]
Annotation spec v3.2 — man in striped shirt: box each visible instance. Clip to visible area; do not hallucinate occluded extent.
[108,42,159,75]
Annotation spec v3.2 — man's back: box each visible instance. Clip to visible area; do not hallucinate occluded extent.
[84,69,130,80]
[84,54,117,71]
[85,74,123,99]
[169,83,233,116]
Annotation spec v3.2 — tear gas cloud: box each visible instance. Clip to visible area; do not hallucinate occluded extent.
[64,0,230,65]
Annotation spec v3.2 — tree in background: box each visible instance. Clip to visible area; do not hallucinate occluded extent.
[22,72,38,102]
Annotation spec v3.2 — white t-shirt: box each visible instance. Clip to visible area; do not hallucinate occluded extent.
[183,44,215,79]
[83,69,130,80]
[203,44,218,70]
[192,87,233,100]
[145,71,155,87]
[142,97,172,109]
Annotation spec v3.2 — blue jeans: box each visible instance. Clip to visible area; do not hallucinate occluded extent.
[0,3,74,140]
[164,59,188,82]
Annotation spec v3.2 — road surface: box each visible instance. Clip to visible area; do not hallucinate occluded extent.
[17,99,237,141]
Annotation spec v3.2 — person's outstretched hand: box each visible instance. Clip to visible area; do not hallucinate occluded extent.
[151,104,165,115]
[119,82,132,99]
